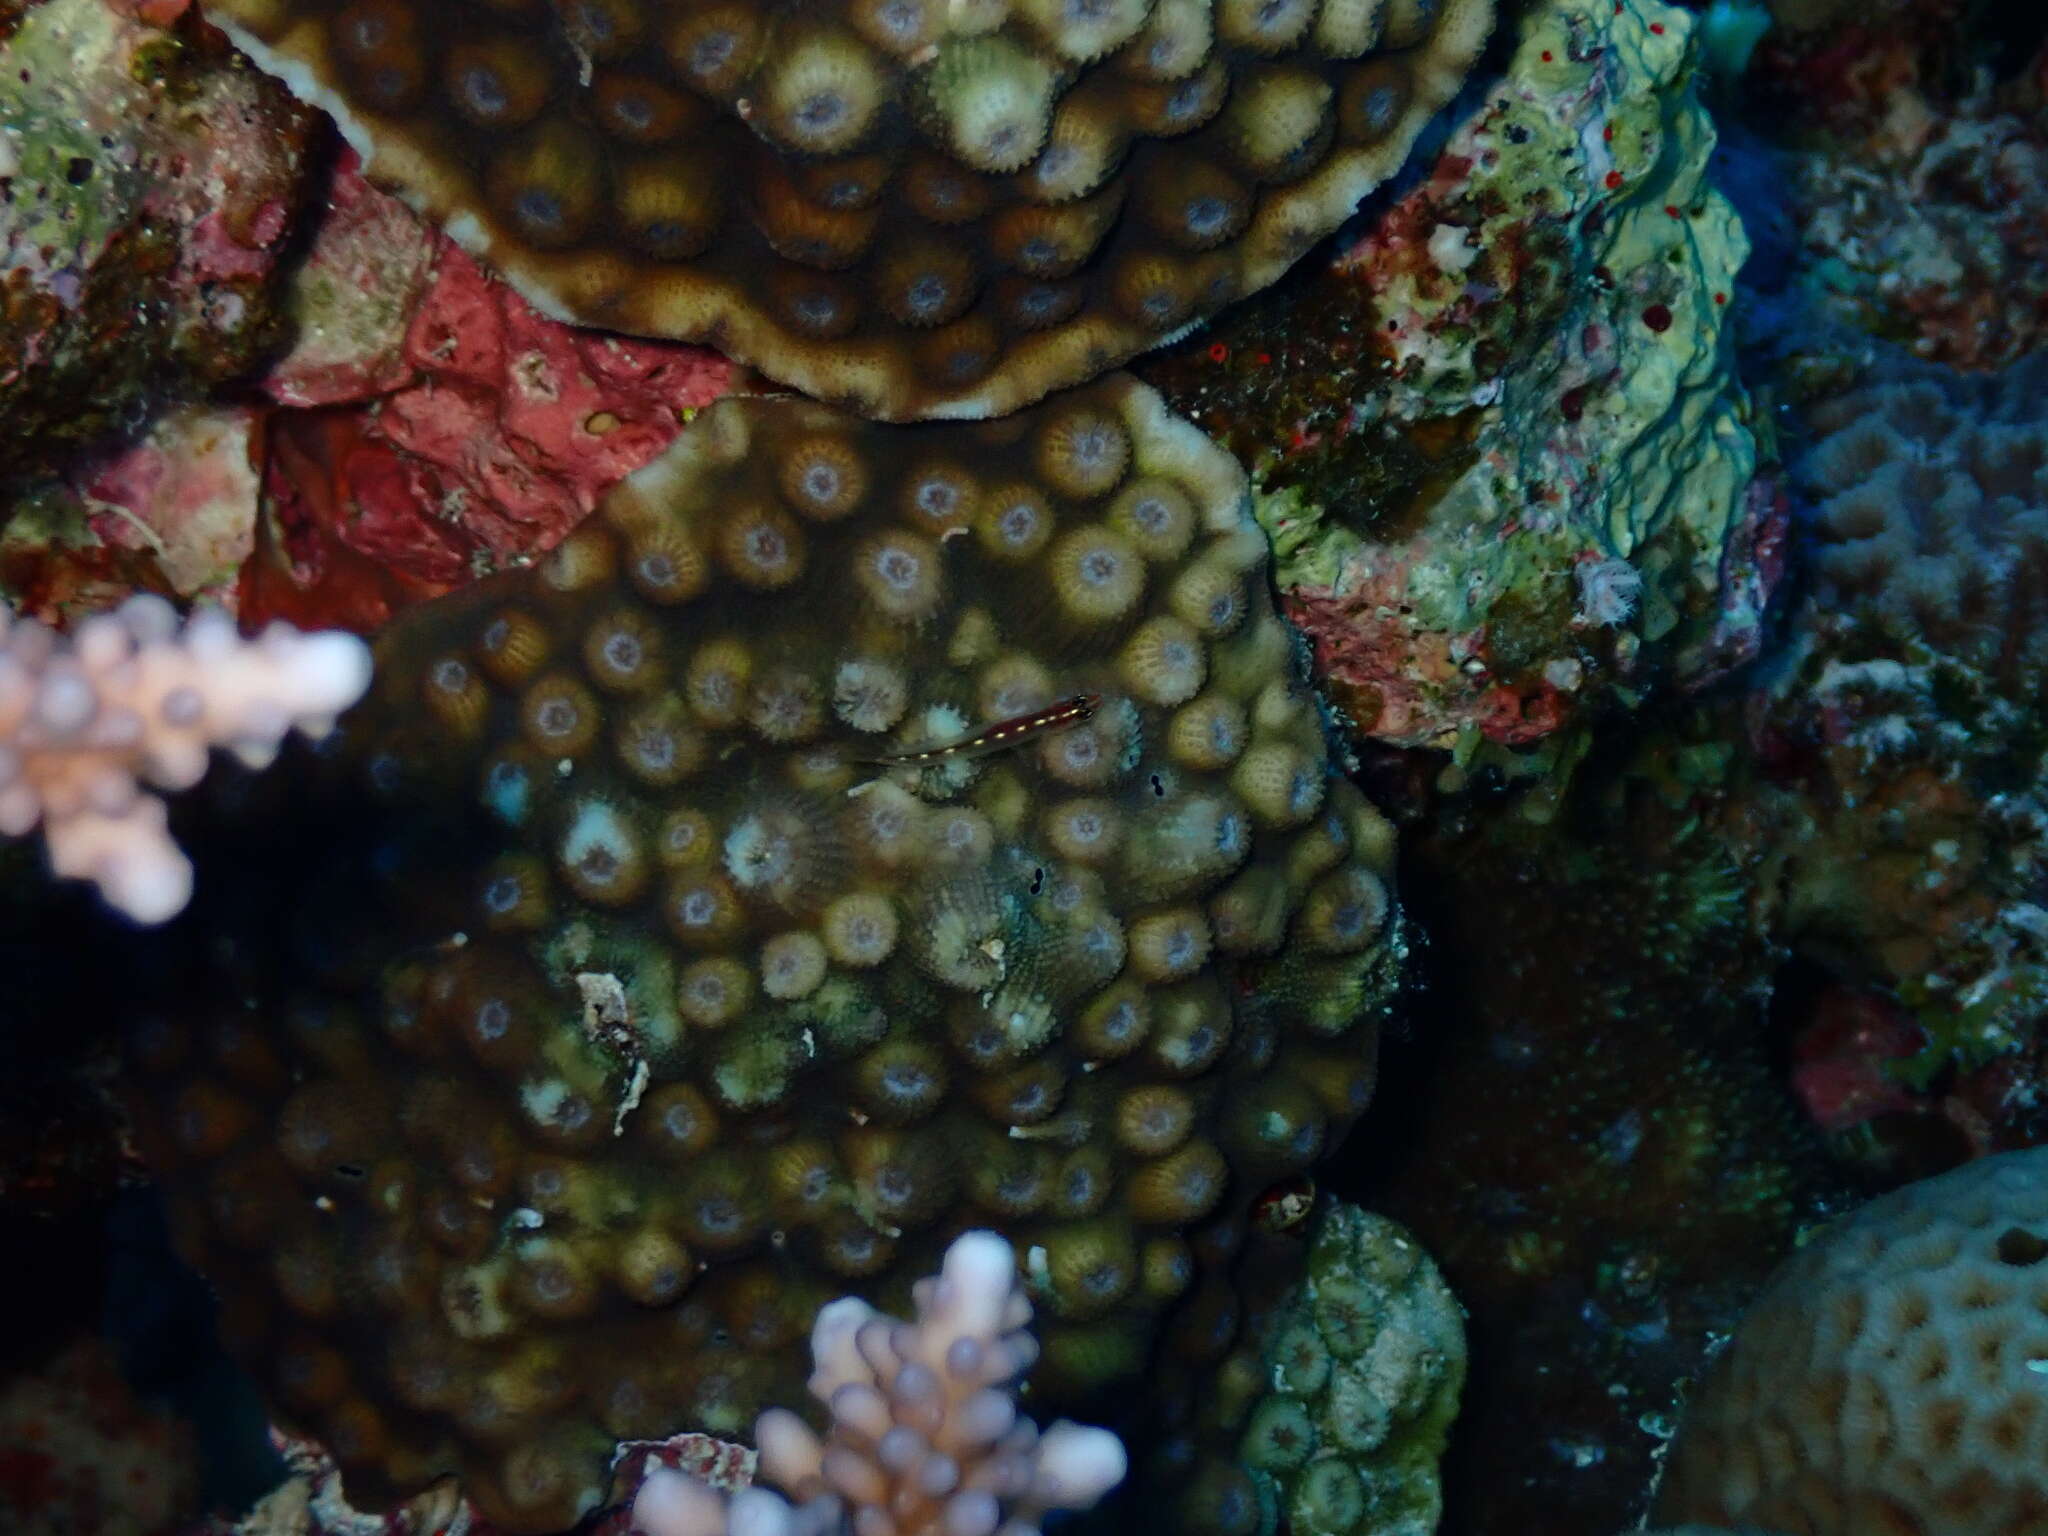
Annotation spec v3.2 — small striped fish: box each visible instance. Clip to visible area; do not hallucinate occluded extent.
[863,693,1102,766]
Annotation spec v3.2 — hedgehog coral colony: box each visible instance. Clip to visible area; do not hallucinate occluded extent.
[9,1,2048,1536]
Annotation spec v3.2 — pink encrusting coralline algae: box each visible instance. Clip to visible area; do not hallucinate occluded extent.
[0,596,371,923]
[630,1232,1127,1536]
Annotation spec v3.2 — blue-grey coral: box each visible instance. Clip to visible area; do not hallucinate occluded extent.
[1762,350,2048,1075]
[1800,352,2048,686]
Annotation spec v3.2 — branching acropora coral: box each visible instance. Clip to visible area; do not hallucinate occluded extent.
[0,597,372,922]
[123,374,1406,1530]
[202,0,1494,419]
[631,1230,1126,1536]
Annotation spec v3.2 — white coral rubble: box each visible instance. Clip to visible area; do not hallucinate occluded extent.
[631,1231,1126,1536]
[0,595,372,922]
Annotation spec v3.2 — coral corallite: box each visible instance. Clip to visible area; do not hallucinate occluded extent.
[1654,1147,2048,1536]
[201,0,1494,419]
[1144,1200,1467,1536]
[121,375,1406,1531]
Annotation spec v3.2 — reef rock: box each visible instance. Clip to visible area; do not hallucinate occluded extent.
[247,160,735,634]
[1146,0,1771,782]
[0,0,314,485]
[0,1336,200,1536]
[1748,350,2048,1119]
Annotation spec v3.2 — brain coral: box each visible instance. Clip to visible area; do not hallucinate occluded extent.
[122,374,1404,1531]
[1800,352,2048,683]
[1653,1146,2048,1534]
[203,0,1493,420]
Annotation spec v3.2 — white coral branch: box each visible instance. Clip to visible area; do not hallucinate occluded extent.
[0,595,373,923]
[631,1232,1126,1536]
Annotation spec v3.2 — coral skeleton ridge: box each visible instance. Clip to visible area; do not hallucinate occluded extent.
[202,0,1494,419]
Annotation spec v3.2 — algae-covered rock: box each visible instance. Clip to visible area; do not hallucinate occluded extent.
[1297,0,1765,767]
[0,0,312,484]
[1149,0,1772,786]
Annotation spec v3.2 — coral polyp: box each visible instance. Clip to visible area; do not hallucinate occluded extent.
[121,375,1404,1530]
[202,0,1494,419]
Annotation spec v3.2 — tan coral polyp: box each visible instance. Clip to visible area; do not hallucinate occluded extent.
[124,377,1407,1531]
[209,0,1495,419]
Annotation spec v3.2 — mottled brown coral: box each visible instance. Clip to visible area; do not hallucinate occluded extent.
[203,0,1494,420]
[122,374,1403,1531]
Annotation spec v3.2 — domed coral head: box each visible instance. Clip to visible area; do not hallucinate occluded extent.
[122,376,1410,1530]
[205,0,1496,418]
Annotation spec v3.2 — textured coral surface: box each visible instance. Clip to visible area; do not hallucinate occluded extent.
[0,1337,200,1536]
[201,0,1492,419]
[14,0,2046,1528]
[122,375,1403,1531]
[1654,1146,2048,1534]
[1754,351,2048,1097]
[77,406,269,604]
[1799,353,2048,687]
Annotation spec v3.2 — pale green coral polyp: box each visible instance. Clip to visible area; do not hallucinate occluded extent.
[1236,1204,1466,1536]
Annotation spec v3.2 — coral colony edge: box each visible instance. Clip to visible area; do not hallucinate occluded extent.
[3,2,2048,1536]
